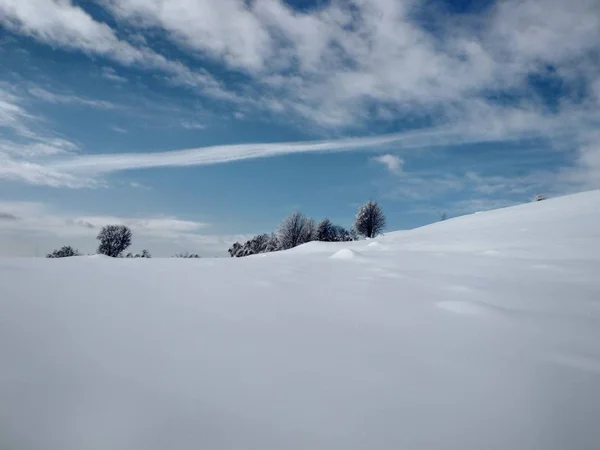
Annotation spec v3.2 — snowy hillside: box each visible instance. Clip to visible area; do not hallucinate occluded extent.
[1,191,600,450]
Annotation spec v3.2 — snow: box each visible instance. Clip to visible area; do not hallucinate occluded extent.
[1,191,600,450]
[329,248,363,259]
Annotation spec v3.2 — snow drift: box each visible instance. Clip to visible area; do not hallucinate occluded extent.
[1,191,600,450]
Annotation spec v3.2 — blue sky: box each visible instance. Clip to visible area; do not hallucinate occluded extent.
[0,0,599,256]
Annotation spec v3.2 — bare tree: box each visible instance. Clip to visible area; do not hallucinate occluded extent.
[278,212,315,250]
[47,246,80,258]
[354,201,386,238]
[304,217,317,242]
[97,225,132,257]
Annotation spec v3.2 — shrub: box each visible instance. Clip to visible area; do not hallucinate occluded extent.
[47,246,80,258]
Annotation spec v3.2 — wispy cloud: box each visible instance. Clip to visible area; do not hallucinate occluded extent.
[111,126,128,134]
[28,87,117,109]
[100,66,128,83]
[0,86,88,186]
[129,181,151,190]
[46,125,523,176]
[0,108,591,189]
[0,86,34,135]
[0,158,96,188]
[0,138,79,157]
[180,120,206,130]
[372,154,403,175]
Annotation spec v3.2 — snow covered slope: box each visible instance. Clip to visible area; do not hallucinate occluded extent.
[1,191,600,450]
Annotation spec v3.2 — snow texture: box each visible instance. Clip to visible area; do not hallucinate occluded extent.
[1,191,600,450]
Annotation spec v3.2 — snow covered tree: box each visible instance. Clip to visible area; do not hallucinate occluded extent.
[229,233,281,258]
[316,218,336,241]
[47,246,80,258]
[265,233,280,253]
[228,242,242,257]
[278,212,315,250]
[97,225,132,258]
[245,234,270,256]
[354,201,386,238]
[140,249,151,258]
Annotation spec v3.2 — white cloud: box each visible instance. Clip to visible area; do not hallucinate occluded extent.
[0,137,79,157]
[45,125,517,177]
[0,86,34,135]
[28,87,117,109]
[372,154,403,175]
[0,158,96,188]
[102,0,271,72]
[0,85,88,186]
[100,66,128,83]
[0,106,587,189]
[1,0,599,193]
[3,0,599,131]
[0,0,234,100]
[180,120,206,130]
[129,181,150,190]
[111,126,128,134]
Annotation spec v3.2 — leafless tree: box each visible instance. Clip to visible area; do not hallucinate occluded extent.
[278,212,315,250]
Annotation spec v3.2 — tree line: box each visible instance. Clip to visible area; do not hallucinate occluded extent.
[47,225,147,258]
[46,201,386,259]
[229,200,386,257]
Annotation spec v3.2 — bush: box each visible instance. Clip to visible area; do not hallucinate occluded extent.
[173,252,200,258]
[47,246,80,258]
[354,201,386,238]
[125,249,151,258]
[97,225,132,257]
